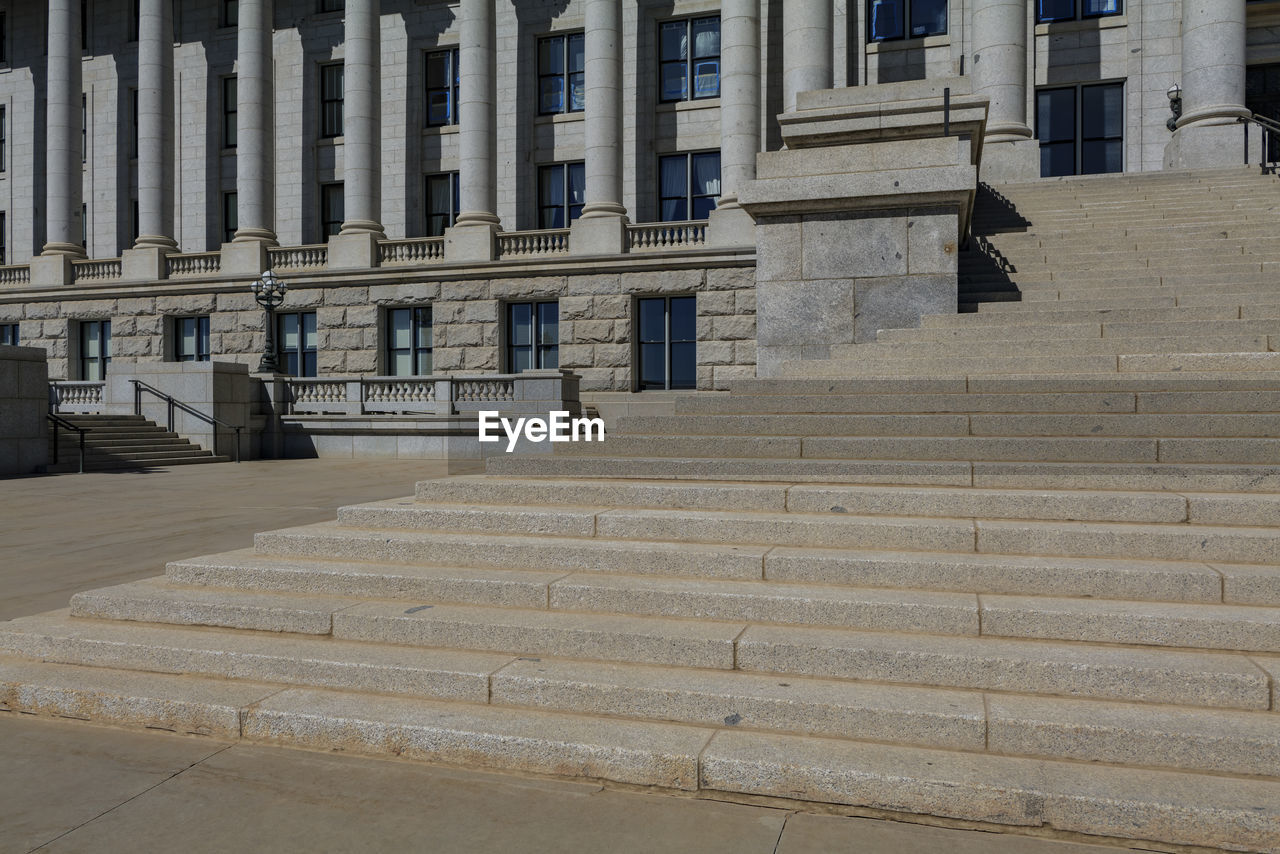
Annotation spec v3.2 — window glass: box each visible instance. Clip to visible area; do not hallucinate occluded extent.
[567,33,585,111]
[1037,87,1076,177]
[426,49,459,126]
[1037,83,1123,177]
[910,0,947,37]
[1082,83,1124,174]
[637,297,696,391]
[321,64,344,137]
[0,324,17,346]
[426,173,457,236]
[659,156,688,222]
[660,18,719,101]
[1083,0,1121,16]
[869,0,905,41]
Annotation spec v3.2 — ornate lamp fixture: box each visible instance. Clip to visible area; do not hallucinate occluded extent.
[250,269,287,373]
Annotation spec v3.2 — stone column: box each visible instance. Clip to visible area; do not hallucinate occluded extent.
[133,0,177,250]
[231,0,277,253]
[446,0,499,261]
[782,0,832,113]
[339,0,383,237]
[707,0,760,247]
[1168,0,1249,169]
[971,0,1038,181]
[42,0,85,259]
[571,0,627,255]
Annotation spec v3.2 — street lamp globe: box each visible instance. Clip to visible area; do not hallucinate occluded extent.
[250,270,288,373]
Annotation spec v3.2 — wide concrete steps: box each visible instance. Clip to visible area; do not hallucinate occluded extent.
[3,655,1279,851]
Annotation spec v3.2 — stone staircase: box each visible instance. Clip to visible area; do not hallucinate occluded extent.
[46,414,230,472]
[4,167,1280,851]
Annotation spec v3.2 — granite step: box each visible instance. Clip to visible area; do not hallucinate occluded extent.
[830,335,1271,360]
[676,391,1144,414]
[730,373,1280,395]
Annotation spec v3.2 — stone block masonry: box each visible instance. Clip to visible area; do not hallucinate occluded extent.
[0,345,50,476]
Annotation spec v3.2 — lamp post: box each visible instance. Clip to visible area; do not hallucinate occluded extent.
[250,269,287,373]
[1167,84,1183,132]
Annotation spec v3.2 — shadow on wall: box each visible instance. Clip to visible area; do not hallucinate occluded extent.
[875,45,926,84]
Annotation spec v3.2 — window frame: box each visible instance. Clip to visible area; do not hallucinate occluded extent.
[537,32,585,115]
[317,0,344,12]
[505,301,559,374]
[78,319,112,381]
[221,0,239,28]
[0,322,17,347]
[1035,80,1125,178]
[425,47,460,127]
[223,191,237,244]
[222,75,237,149]
[173,315,211,362]
[658,151,721,222]
[0,211,6,265]
[536,162,585,229]
[0,12,8,64]
[867,0,949,42]
[384,306,434,377]
[424,172,459,237]
[658,15,721,103]
[276,311,318,378]
[635,295,696,391]
[129,87,139,160]
[1036,0,1123,24]
[319,62,344,139]
[320,182,344,239]
[0,106,7,172]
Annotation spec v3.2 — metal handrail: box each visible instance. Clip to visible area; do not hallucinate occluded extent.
[130,379,242,464]
[46,412,88,474]
[1240,113,1280,173]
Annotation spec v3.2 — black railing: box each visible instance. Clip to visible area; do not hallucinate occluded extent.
[1240,113,1280,174]
[46,412,88,474]
[130,379,243,463]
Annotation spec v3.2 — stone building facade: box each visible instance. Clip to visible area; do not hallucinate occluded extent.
[0,0,1276,402]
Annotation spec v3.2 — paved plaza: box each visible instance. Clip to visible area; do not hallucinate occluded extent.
[1,461,1126,854]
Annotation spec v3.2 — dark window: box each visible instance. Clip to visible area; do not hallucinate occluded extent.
[425,172,459,236]
[425,48,460,126]
[223,76,237,148]
[82,0,89,52]
[637,296,696,391]
[130,88,138,159]
[659,16,720,102]
[1036,82,1124,177]
[129,0,139,41]
[321,183,344,238]
[538,33,585,115]
[0,323,17,346]
[1037,0,1121,23]
[82,203,87,248]
[868,0,948,41]
[174,316,211,362]
[82,94,87,163]
[385,307,433,376]
[223,191,237,243]
[0,12,8,62]
[507,301,559,373]
[537,162,585,228]
[221,0,238,27]
[320,63,344,138]
[659,152,721,221]
[0,106,7,172]
[318,0,344,11]
[79,320,111,380]
[277,312,318,377]
[131,199,138,244]
[0,211,6,264]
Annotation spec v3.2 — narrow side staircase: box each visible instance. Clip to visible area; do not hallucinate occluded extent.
[46,414,230,473]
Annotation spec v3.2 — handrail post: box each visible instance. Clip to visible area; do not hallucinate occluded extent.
[51,421,59,465]
[234,427,242,463]
[77,428,85,474]
[133,380,141,416]
[167,397,174,433]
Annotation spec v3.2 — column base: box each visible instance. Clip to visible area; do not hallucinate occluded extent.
[122,247,172,282]
[220,240,270,277]
[40,242,86,258]
[30,254,74,287]
[569,214,629,256]
[1165,121,1251,171]
[133,235,179,251]
[338,220,387,239]
[444,223,499,263]
[705,202,757,248]
[327,231,381,269]
[232,227,279,246]
[979,138,1041,183]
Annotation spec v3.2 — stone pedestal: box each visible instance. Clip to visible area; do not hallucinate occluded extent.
[739,78,987,376]
[445,223,498,262]
[705,205,757,248]
[29,255,74,287]
[0,345,49,476]
[980,139,1040,183]
[122,247,171,282]
[220,241,269,277]
[1165,122,1249,171]
[569,216,628,256]
[327,231,381,269]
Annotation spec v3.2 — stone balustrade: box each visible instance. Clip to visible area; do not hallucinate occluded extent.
[48,380,106,413]
[283,370,576,417]
[379,237,445,265]
[71,258,124,282]
[628,221,708,252]
[0,265,31,287]
[167,252,222,278]
[268,245,329,271]
[496,229,570,258]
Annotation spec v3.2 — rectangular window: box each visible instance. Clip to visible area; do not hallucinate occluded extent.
[507,301,559,373]
[82,0,89,52]
[221,0,238,27]
[223,192,237,244]
[0,12,8,62]
[1037,0,1121,23]
[425,48,460,127]
[130,88,139,159]
[0,323,17,346]
[129,0,139,41]
[79,320,111,381]
[0,106,7,172]
[320,63,344,138]
[659,152,721,221]
[82,94,87,163]
[659,16,720,102]
[637,296,696,391]
[869,0,948,41]
[425,172,459,236]
[174,316,211,362]
[537,33,585,115]
[385,307,434,376]
[321,183,344,238]
[222,76,237,148]
[1036,82,1124,177]
[537,162,585,228]
[318,0,344,11]
[131,200,139,244]
[0,211,6,264]
[277,312,318,377]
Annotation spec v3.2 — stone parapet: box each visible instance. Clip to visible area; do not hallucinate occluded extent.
[0,344,50,476]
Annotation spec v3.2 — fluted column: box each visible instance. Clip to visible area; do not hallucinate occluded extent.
[782,0,831,113]
[43,0,85,257]
[134,0,177,249]
[233,0,276,244]
[455,0,498,228]
[580,0,625,220]
[339,0,383,236]
[716,0,760,211]
[972,0,1031,143]
[1179,0,1248,130]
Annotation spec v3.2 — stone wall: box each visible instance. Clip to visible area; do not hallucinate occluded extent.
[0,260,756,393]
[0,345,49,477]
